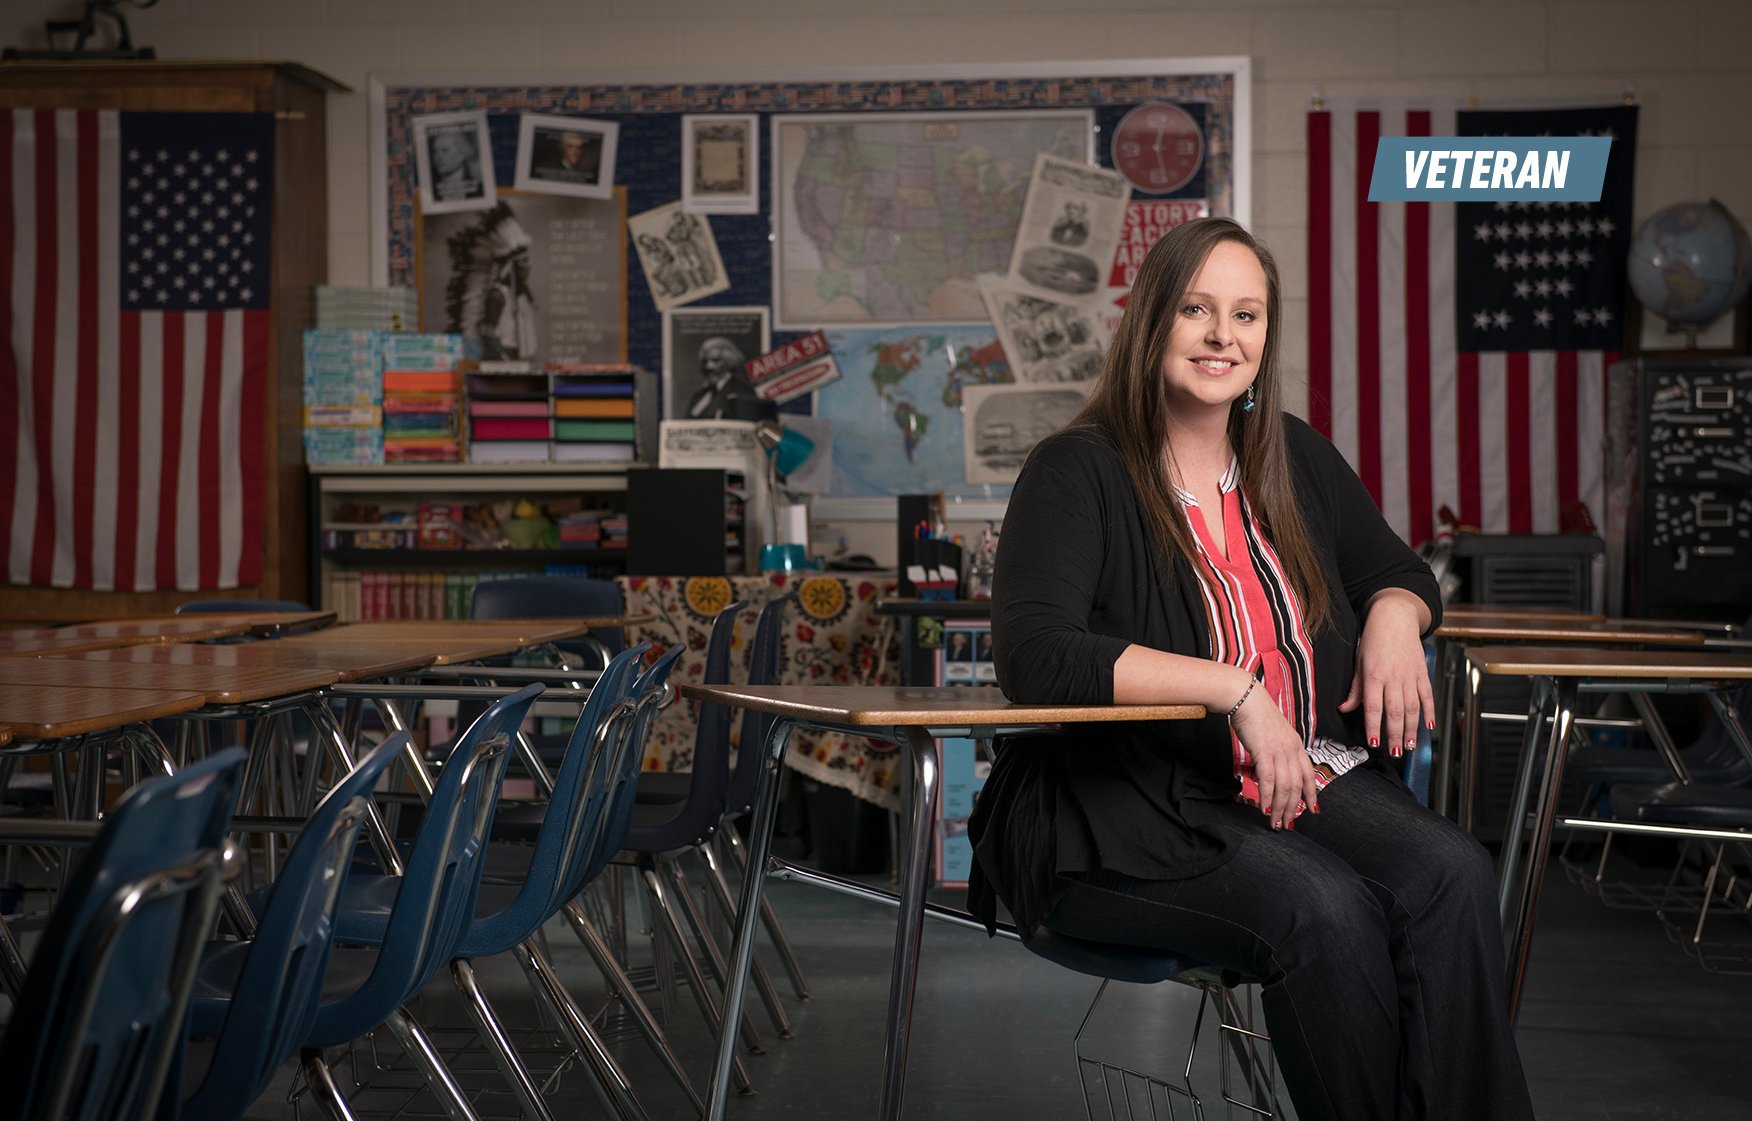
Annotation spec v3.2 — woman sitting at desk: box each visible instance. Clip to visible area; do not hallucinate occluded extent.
[967,218,1533,1121]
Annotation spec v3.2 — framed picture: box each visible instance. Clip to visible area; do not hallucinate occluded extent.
[417,188,628,363]
[661,306,770,420]
[682,114,759,215]
[412,110,495,215]
[513,113,619,200]
[935,619,994,685]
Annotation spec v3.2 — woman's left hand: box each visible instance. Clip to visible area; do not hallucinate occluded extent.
[1338,589,1434,755]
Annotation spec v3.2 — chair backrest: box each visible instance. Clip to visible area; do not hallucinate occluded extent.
[727,592,797,813]
[460,646,652,956]
[470,574,627,666]
[0,748,247,1121]
[321,684,541,1025]
[582,643,687,886]
[182,734,408,1121]
[176,599,311,614]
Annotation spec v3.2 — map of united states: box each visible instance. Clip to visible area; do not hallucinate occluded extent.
[777,116,1091,326]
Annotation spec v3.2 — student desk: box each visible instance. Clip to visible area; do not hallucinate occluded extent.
[1461,644,1752,1025]
[676,684,1204,1121]
[0,683,207,742]
[1431,616,1712,824]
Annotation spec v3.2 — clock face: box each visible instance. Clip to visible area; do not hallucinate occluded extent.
[1110,102,1204,195]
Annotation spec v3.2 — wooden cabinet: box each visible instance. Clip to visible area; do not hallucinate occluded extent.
[0,61,343,618]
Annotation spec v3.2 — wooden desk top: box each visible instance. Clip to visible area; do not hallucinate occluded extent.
[320,619,607,646]
[1464,645,1752,680]
[35,639,435,684]
[184,610,339,635]
[0,685,208,739]
[273,629,509,670]
[29,650,338,705]
[1436,618,1707,645]
[680,684,1205,727]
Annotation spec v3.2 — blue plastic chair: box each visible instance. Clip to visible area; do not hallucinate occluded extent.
[180,733,407,1120]
[176,599,312,614]
[291,683,542,1119]
[0,747,247,1121]
[456,644,683,1121]
[471,574,626,670]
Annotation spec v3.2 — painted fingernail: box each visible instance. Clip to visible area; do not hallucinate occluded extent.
[1369,737,1379,747]
[1426,720,1436,731]
[1406,737,1416,749]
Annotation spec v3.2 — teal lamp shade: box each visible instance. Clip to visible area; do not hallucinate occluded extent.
[757,419,817,479]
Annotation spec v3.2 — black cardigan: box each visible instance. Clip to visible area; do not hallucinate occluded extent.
[966,415,1442,940]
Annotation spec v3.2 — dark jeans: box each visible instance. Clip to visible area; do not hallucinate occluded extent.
[1041,765,1534,1121]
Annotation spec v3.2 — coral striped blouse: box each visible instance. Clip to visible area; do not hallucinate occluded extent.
[1175,459,1369,813]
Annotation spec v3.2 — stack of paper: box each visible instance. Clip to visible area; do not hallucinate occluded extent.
[380,334,476,463]
[302,329,383,465]
[465,361,551,463]
[315,286,420,332]
[548,363,640,463]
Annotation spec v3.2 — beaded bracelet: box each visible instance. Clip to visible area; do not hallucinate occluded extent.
[1225,677,1258,721]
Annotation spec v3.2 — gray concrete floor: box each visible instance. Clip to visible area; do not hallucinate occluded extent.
[234,851,1752,1121]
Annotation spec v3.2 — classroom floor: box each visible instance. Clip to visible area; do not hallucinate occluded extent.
[234,846,1752,1121]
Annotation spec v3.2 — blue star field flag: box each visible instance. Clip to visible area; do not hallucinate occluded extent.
[1455,105,1638,352]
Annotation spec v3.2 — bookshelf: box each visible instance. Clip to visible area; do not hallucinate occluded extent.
[309,463,635,619]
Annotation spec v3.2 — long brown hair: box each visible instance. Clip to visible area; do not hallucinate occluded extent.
[1069,217,1330,631]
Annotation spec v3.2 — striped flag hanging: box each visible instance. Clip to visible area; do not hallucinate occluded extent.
[1306,103,1636,545]
[1,109,273,591]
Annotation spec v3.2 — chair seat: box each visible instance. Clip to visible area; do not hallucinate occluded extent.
[634,770,691,805]
[1608,781,1752,828]
[1572,744,1750,787]
[1023,927,1239,988]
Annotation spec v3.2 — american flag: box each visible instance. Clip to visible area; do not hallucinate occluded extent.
[1,109,273,591]
[1307,104,1637,545]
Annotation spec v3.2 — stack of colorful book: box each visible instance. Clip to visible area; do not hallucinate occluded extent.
[381,334,474,463]
[302,329,383,465]
[600,512,629,550]
[549,364,640,463]
[466,361,552,463]
[315,285,418,331]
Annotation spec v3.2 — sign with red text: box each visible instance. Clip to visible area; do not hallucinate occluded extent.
[746,330,842,405]
[1101,199,1211,334]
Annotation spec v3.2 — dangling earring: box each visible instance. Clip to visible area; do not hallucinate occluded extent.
[1242,385,1256,414]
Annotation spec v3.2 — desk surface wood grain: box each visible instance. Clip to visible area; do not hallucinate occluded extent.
[0,686,208,739]
[26,652,338,704]
[680,684,1204,726]
[49,639,436,683]
[1464,645,1752,679]
[1437,618,1708,644]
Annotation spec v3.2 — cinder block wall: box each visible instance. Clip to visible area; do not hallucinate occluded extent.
[8,0,1749,415]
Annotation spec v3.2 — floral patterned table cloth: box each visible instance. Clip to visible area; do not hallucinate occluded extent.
[616,573,904,810]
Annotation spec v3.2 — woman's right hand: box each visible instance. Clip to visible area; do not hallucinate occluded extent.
[1229,684,1319,831]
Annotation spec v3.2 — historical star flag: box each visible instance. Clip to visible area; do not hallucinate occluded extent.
[1307,103,1636,545]
[1,109,274,591]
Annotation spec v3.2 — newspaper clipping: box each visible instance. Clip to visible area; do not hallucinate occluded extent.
[979,278,1106,384]
[961,382,1090,485]
[1004,154,1130,306]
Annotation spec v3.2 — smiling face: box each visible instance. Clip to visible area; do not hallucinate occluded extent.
[1158,238,1269,418]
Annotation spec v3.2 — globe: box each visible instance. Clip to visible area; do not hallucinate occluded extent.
[1626,199,1752,334]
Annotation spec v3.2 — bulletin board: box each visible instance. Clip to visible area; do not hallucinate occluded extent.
[369,59,1250,498]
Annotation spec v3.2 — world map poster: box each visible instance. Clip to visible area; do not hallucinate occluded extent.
[816,327,1015,497]
[772,111,1094,328]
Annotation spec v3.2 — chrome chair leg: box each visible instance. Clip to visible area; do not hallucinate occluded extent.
[514,939,652,1121]
[301,1048,366,1121]
[719,828,811,1000]
[661,856,767,1053]
[561,900,709,1118]
[698,840,794,1037]
[640,862,761,1083]
[450,958,557,1121]
[381,1006,483,1121]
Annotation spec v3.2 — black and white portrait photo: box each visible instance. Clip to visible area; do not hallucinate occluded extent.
[413,111,496,215]
[661,306,769,420]
[514,113,619,201]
